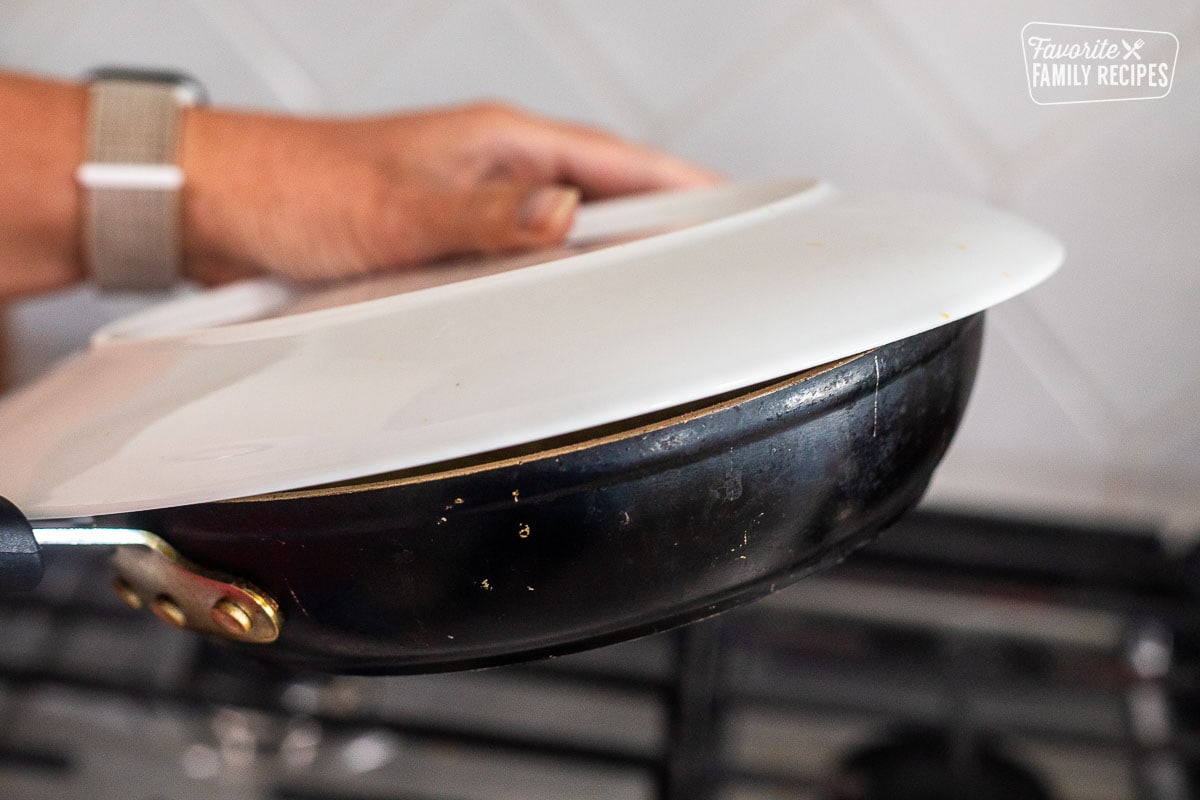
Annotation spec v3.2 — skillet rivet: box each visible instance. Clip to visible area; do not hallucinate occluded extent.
[111,577,142,610]
[211,598,253,636]
[151,595,187,628]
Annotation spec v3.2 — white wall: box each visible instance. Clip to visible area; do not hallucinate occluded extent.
[2,0,1197,531]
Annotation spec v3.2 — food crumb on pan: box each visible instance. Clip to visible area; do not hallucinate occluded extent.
[480,579,492,591]
[518,523,531,539]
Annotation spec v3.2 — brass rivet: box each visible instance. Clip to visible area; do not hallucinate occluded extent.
[150,595,187,628]
[211,598,254,637]
[111,577,142,610]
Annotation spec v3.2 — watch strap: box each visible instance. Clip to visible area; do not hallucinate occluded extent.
[79,80,193,291]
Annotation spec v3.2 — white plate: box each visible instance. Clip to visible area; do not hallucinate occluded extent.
[0,181,1063,519]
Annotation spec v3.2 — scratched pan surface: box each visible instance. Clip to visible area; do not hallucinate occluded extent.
[105,314,983,674]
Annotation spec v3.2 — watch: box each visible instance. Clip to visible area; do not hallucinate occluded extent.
[76,68,206,292]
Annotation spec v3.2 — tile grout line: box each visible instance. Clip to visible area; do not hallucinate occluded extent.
[330,1,463,106]
[657,0,840,148]
[990,298,1124,452]
[848,0,1007,192]
[497,0,661,139]
[183,0,329,111]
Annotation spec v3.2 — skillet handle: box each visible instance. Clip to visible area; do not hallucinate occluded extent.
[0,499,282,641]
[0,496,42,592]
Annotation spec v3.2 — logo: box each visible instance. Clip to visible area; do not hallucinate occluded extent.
[1022,22,1178,104]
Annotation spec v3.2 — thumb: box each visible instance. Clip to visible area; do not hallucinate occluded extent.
[407,183,581,262]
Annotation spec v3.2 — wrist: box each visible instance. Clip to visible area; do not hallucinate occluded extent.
[0,75,88,297]
[178,105,280,284]
[177,104,219,274]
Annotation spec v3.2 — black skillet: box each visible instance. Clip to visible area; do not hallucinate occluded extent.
[0,314,980,673]
[98,313,981,673]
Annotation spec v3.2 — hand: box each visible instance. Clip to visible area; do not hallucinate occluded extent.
[180,103,720,285]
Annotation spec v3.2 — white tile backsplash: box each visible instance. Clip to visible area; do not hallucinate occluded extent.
[0,0,278,107]
[549,0,815,121]
[1016,89,1200,424]
[2,0,1197,531]
[342,1,610,123]
[239,0,449,109]
[674,9,982,194]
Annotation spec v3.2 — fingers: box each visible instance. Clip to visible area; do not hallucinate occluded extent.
[365,181,581,268]
[490,108,723,199]
[546,125,723,199]
[441,182,581,253]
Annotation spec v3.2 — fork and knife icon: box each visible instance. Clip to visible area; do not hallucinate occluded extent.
[1121,38,1145,60]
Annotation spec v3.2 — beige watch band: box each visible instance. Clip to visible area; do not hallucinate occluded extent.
[78,79,197,292]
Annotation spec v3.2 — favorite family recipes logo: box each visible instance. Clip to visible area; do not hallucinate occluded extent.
[1022,22,1179,104]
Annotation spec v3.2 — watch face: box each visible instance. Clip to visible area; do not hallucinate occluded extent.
[86,67,207,105]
